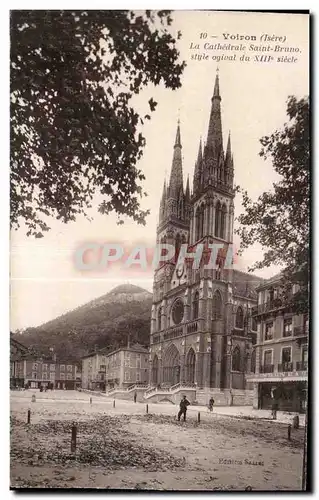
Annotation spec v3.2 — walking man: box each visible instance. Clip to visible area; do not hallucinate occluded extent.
[208,397,214,412]
[177,395,190,422]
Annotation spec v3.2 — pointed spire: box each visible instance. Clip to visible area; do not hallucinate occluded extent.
[174,119,182,148]
[213,68,220,99]
[168,121,184,200]
[225,131,232,168]
[185,174,190,201]
[206,69,223,158]
[193,138,203,194]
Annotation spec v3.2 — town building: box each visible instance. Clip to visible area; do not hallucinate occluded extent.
[148,71,263,406]
[10,336,29,387]
[81,343,149,391]
[246,274,308,412]
[11,345,77,390]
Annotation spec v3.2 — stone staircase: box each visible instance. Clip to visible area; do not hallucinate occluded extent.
[144,383,197,404]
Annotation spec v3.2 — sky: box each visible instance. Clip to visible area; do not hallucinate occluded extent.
[10,10,309,331]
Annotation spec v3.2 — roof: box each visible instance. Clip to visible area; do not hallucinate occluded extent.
[82,343,148,360]
[10,337,28,352]
[256,272,283,291]
[232,270,264,300]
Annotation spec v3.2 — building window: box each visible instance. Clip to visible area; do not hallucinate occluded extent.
[282,347,291,364]
[251,317,257,331]
[50,372,55,380]
[124,371,129,381]
[304,314,309,333]
[283,318,292,337]
[235,307,244,329]
[232,346,241,372]
[50,364,55,371]
[157,307,162,331]
[60,365,65,371]
[42,364,47,371]
[214,201,221,238]
[263,350,272,366]
[67,373,72,380]
[32,372,37,379]
[302,347,308,363]
[136,372,140,382]
[212,291,222,320]
[42,372,47,380]
[265,322,274,341]
[221,203,227,239]
[67,365,72,372]
[124,357,129,367]
[60,373,65,379]
[32,363,38,370]
[192,291,199,319]
[172,299,184,325]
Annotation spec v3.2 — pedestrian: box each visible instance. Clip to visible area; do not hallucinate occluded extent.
[208,397,214,412]
[271,400,278,420]
[177,395,190,422]
[134,391,137,403]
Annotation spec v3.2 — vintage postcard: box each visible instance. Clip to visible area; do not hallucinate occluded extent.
[10,10,309,491]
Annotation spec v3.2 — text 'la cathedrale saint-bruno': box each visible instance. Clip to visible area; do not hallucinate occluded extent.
[189,33,299,63]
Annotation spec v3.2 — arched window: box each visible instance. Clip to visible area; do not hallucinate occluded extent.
[215,201,221,237]
[193,291,199,319]
[200,205,205,239]
[152,355,159,385]
[235,307,244,329]
[172,299,184,325]
[195,207,201,241]
[185,348,196,384]
[221,204,227,239]
[212,290,222,320]
[157,307,162,331]
[232,346,241,371]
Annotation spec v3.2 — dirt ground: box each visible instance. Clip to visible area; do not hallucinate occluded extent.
[10,390,305,491]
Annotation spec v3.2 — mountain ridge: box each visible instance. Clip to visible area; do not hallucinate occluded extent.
[15,284,152,362]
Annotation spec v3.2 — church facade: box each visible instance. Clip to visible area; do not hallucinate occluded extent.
[148,72,263,405]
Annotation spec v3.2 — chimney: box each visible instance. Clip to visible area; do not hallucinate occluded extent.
[127,333,131,349]
[53,353,57,363]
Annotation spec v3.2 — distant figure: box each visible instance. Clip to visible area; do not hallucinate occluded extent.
[208,397,215,412]
[134,391,137,403]
[177,395,190,422]
[271,400,278,420]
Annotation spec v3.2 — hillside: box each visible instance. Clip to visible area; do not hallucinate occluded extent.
[15,284,152,362]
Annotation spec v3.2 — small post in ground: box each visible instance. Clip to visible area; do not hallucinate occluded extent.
[198,412,200,424]
[27,409,31,424]
[288,424,292,441]
[146,404,149,414]
[113,399,115,408]
[71,423,77,453]
[90,397,92,405]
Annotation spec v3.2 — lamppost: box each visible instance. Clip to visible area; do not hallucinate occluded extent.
[226,338,233,406]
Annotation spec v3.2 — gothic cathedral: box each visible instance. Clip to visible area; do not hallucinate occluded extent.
[149,72,263,405]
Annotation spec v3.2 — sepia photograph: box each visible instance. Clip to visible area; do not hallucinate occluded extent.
[9,9,310,491]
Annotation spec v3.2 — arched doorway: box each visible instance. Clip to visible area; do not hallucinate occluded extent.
[163,344,180,386]
[152,355,159,385]
[185,348,196,384]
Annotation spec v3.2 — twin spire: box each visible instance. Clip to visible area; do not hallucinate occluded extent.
[160,70,234,224]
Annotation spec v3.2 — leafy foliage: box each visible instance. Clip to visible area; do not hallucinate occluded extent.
[10,10,185,236]
[236,96,309,312]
